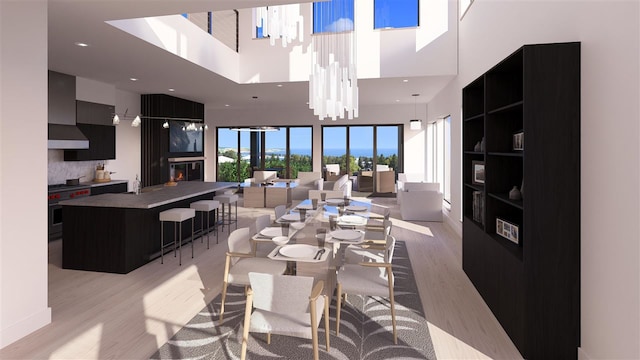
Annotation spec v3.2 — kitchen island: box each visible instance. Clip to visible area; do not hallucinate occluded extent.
[61,181,238,273]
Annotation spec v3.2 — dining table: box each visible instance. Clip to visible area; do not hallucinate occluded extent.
[251,197,377,295]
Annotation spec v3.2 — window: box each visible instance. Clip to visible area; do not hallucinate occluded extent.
[374,0,419,29]
[322,125,403,192]
[216,126,312,181]
[289,127,313,178]
[313,0,355,34]
[427,116,451,204]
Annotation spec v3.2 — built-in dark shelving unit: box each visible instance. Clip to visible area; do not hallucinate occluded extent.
[462,42,581,359]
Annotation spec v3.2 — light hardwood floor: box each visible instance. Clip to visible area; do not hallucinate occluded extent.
[0,196,523,360]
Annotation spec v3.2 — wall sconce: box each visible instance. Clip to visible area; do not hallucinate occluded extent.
[410,119,422,130]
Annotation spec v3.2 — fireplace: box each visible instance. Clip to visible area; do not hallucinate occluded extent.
[170,160,203,182]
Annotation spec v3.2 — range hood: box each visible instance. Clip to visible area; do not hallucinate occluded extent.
[48,124,89,149]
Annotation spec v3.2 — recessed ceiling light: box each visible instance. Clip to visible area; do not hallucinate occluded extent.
[129,78,138,81]
[395,99,400,102]
[168,88,175,92]
[403,79,409,83]
[75,42,89,47]
[277,84,283,87]
[225,104,230,107]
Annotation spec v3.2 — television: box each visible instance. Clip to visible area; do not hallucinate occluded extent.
[169,120,204,154]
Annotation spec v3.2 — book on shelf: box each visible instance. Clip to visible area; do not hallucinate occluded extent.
[472,190,485,225]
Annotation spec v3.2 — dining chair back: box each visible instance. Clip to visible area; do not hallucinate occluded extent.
[274,204,287,219]
[241,272,330,360]
[253,214,276,257]
[336,232,398,344]
[254,214,271,234]
[220,228,287,321]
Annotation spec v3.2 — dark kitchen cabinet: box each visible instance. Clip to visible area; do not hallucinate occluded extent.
[462,42,580,359]
[90,182,127,195]
[64,101,116,161]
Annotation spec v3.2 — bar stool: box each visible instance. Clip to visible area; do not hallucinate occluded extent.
[159,208,195,266]
[213,192,239,234]
[190,200,220,249]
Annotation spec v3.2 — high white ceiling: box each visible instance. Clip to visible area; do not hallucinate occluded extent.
[48,0,454,110]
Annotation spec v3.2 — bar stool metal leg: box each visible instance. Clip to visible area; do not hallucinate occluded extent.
[161,221,164,264]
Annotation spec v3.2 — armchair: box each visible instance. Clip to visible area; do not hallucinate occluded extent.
[291,171,324,200]
[324,164,341,181]
[322,174,352,198]
[398,182,443,222]
[219,228,287,321]
[396,173,424,203]
[336,232,397,344]
[241,273,330,360]
[245,170,279,185]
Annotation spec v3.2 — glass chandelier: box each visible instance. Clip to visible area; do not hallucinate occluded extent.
[255,4,304,47]
[309,0,358,121]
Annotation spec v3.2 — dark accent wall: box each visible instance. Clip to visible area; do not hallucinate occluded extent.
[140,94,205,187]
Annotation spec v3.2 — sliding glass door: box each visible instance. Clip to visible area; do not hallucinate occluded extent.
[321,124,403,193]
[216,126,312,181]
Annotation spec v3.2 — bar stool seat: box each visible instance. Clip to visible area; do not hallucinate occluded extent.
[214,193,239,234]
[159,208,195,266]
[190,200,220,248]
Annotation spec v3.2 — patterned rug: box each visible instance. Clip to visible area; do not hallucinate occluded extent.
[151,240,435,359]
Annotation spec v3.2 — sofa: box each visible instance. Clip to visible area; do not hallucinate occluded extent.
[244,170,278,185]
[398,182,443,222]
[396,173,425,203]
[322,174,352,198]
[291,171,324,200]
[375,165,396,193]
[324,164,341,181]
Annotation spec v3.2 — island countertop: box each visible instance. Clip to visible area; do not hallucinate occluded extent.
[60,181,238,209]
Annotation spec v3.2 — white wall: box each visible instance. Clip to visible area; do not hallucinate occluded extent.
[427,1,640,359]
[0,1,51,348]
[237,0,458,83]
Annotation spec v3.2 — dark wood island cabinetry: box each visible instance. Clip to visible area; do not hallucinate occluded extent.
[61,182,237,274]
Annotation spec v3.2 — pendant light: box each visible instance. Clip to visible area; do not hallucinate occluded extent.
[409,94,422,130]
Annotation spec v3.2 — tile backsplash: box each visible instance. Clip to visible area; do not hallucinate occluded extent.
[48,150,109,184]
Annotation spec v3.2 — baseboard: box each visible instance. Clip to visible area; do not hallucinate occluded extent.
[578,347,592,360]
[443,208,462,238]
[0,307,51,349]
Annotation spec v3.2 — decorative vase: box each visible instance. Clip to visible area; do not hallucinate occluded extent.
[520,179,524,199]
[474,141,481,152]
[509,186,522,200]
[480,137,486,151]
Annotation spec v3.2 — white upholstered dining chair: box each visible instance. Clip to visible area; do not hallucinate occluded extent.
[219,228,287,321]
[241,272,330,360]
[274,204,287,220]
[252,214,276,257]
[336,231,398,344]
[344,219,392,264]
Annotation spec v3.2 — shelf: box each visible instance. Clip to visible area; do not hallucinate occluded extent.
[463,215,485,230]
[488,100,523,115]
[489,193,523,210]
[464,183,484,191]
[464,113,484,121]
[487,152,523,157]
[489,232,523,260]
[464,151,485,156]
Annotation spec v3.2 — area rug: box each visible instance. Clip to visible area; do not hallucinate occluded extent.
[151,240,435,359]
